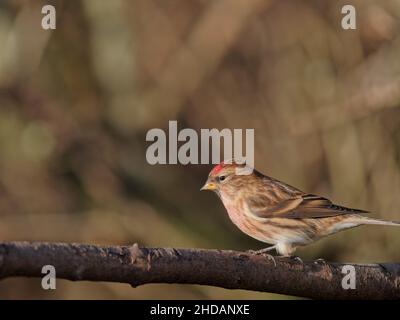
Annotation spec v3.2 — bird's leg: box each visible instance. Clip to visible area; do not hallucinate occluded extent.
[247,245,276,255]
[247,246,277,267]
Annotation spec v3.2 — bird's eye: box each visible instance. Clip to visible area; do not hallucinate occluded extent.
[218,175,226,182]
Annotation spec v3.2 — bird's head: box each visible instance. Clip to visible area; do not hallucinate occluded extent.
[200,160,255,197]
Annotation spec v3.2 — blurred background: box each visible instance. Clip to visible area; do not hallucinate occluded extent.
[0,0,399,299]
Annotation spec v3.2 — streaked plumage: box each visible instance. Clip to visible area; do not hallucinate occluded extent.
[201,161,400,256]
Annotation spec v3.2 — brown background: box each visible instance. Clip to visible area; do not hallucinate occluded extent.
[0,0,399,299]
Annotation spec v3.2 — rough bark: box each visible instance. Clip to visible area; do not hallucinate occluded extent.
[0,241,399,299]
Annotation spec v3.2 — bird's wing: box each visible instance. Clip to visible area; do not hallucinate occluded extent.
[248,193,368,219]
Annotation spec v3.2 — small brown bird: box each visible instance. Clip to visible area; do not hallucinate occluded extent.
[201,161,400,257]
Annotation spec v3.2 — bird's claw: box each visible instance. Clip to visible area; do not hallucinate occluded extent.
[246,249,258,255]
[314,258,327,265]
[247,249,277,267]
[247,249,266,255]
[284,255,303,264]
[265,254,277,267]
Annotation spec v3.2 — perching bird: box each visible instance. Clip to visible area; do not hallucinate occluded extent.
[201,161,400,257]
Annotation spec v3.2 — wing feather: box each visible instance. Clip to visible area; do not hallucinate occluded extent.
[248,193,368,219]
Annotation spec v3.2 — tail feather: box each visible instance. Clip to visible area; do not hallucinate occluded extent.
[357,217,400,226]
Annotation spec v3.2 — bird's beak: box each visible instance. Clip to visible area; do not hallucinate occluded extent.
[200,180,217,191]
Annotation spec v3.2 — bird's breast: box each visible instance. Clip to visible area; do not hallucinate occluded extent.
[220,194,318,245]
[220,195,278,243]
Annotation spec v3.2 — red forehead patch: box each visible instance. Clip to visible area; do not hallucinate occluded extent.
[211,164,224,174]
[211,162,236,174]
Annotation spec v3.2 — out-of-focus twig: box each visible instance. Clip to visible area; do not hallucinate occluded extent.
[295,38,400,136]
[134,0,270,129]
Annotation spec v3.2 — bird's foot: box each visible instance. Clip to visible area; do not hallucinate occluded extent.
[263,254,277,267]
[282,255,303,264]
[246,249,257,255]
[314,258,327,265]
[247,249,277,267]
[247,249,268,255]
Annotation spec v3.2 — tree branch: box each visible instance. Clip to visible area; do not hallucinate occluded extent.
[0,241,399,299]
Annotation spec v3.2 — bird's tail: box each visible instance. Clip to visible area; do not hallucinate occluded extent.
[355,216,400,227]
